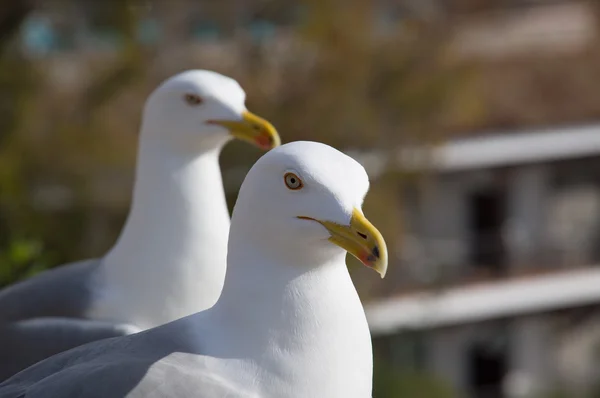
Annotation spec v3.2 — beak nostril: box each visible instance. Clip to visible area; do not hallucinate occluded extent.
[357,232,367,240]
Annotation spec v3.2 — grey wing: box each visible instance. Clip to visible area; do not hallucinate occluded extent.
[0,318,141,382]
[1,360,257,398]
[0,329,257,398]
[0,331,143,398]
[125,357,259,398]
[0,259,99,322]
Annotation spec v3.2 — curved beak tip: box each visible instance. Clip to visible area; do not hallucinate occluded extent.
[350,209,388,278]
[366,244,388,279]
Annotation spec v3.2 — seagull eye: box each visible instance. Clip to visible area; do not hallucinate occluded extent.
[184,93,203,106]
[284,172,303,190]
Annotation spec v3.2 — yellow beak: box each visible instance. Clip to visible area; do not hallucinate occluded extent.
[208,110,280,150]
[298,208,388,278]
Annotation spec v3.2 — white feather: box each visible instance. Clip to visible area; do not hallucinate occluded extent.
[88,70,247,328]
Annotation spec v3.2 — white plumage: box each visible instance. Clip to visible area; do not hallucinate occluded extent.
[0,70,279,380]
[0,141,387,398]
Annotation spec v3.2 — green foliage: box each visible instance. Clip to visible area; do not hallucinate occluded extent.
[0,238,55,288]
[373,362,455,398]
[0,0,144,286]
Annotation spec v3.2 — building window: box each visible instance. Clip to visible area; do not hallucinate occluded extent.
[466,324,511,398]
[468,188,507,276]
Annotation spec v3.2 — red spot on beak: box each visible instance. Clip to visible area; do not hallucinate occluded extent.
[358,253,371,267]
[255,135,273,150]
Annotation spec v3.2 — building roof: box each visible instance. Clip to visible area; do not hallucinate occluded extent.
[365,267,600,335]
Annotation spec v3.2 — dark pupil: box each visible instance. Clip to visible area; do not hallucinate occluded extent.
[290,178,296,184]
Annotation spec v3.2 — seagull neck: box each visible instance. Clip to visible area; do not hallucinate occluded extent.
[206,229,373,394]
[100,139,230,326]
[215,241,352,332]
[123,141,228,242]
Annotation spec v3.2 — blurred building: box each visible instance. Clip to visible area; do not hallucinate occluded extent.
[364,125,600,397]
[358,2,600,397]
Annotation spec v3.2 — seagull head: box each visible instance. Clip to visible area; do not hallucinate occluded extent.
[232,141,388,277]
[141,70,280,152]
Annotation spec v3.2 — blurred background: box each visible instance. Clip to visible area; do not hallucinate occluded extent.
[1,0,600,396]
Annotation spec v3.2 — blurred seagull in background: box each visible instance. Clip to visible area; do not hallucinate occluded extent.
[0,70,280,381]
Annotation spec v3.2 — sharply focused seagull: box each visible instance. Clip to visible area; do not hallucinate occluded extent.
[0,70,280,381]
[0,141,387,398]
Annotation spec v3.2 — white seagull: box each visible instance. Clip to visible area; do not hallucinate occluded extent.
[0,70,280,381]
[0,141,387,398]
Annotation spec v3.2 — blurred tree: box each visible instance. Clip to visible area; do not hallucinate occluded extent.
[0,0,34,51]
[373,360,455,398]
[0,238,55,287]
[0,0,146,286]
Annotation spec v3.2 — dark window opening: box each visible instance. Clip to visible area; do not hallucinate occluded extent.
[467,341,508,398]
[468,189,507,276]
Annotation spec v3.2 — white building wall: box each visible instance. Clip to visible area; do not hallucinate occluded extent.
[505,165,549,270]
[506,316,556,397]
[416,175,470,282]
[556,315,600,395]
